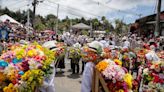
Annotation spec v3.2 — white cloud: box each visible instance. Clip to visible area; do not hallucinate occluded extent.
[1,0,163,23]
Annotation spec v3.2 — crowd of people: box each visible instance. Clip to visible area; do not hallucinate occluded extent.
[0,19,164,92]
[0,19,56,52]
[52,31,163,76]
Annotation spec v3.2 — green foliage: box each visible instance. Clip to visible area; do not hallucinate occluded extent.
[0,7,129,34]
[105,29,110,33]
[34,23,46,31]
[114,19,128,34]
[81,30,89,35]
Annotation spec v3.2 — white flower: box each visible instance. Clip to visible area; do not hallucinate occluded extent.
[143,68,149,75]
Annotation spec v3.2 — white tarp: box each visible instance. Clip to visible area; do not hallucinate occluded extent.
[0,14,21,25]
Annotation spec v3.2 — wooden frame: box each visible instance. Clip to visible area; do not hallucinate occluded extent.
[92,68,110,92]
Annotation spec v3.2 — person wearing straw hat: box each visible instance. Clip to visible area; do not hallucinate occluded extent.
[81,41,103,92]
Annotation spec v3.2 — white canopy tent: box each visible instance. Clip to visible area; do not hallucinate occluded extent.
[0,14,21,25]
[71,23,91,29]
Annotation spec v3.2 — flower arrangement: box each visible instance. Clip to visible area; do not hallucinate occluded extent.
[68,47,81,59]
[136,49,147,63]
[0,43,55,92]
[52,42,66,60]
[81,47,100,62]
[96,60,109,72]
[102,47,112,59]
[96,59,133,92]
[142,61,164,92]
[157,51,164,59]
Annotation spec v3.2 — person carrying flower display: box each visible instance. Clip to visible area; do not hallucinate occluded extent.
[81,41,103,92]
[53,42,66,73]
[68,42,81,74]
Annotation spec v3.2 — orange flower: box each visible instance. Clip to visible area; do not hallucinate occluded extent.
[96,61,108,72]
[0,72,5,82]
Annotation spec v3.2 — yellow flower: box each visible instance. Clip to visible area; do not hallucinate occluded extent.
[36,44,43,50]
[116,89,124,92]
[114,59,122,66]
[16,55,22,60]
[123,73,133,89]
[3,83,18,92]
[27,49,37,57]
[15,48,26,59]
[96,61,108,72]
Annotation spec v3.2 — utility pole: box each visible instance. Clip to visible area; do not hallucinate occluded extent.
[26,0,31,40]
[56,4,59,35]
[70,19,72,33]
[31,0,44,27]
[155,0,161,36]
[90,18,93,38]
[32,0,37,27]
[27,0,30,27]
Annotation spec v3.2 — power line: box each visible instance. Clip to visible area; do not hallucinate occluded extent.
[96,1,142,17]
[12,2,29,11]
[5,0,26,8]
[40,3,88,18]
[47,0,101,18]
[42,1,91,18]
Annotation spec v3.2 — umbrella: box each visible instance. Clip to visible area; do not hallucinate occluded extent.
[42,40,57,49]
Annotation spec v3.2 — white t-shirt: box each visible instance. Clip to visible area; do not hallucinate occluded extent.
[100,40,109,47]
[145,51,160,62]
[123,40,130,48]
[81,62,95,92]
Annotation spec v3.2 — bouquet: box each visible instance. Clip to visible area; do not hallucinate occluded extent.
[101,47,112,59]
[68,47,81,59]
[0,43,55,92]
[142,61,164,92]
[81,47,100,62]
[53,42,66,61]
[96,59,133,92]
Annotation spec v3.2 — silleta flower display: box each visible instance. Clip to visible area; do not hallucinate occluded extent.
[0,43,55,92]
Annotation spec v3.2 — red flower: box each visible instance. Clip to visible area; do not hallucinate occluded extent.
[152,73,164,84]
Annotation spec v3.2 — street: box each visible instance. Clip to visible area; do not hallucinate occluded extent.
[55,59,82,92]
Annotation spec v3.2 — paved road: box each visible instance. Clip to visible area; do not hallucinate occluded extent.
[54,59,82,92]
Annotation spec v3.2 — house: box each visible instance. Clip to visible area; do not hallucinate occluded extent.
[130,11,164,36]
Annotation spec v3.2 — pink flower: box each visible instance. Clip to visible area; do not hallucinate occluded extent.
[102,64,125,81]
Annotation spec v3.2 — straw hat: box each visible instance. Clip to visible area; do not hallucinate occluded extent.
[88,41,103,54]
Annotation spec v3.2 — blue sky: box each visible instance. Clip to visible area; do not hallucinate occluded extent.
[1,0,164,24]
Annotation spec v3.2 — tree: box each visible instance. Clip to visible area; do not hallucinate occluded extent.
[34,15,46,31]
[92,18,99,30]
[34,22,46,31]
[45,14,57,30]
[114,19,128,34]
